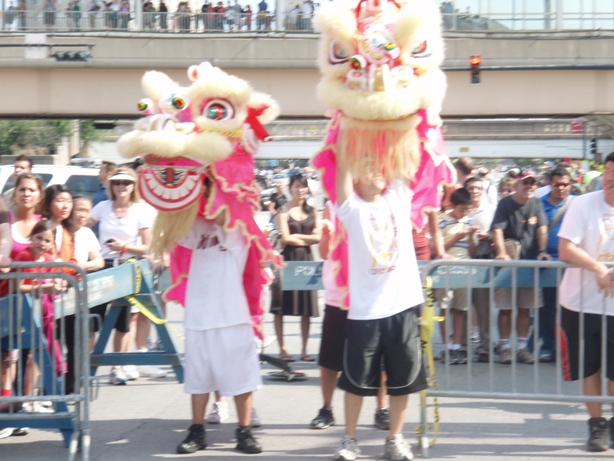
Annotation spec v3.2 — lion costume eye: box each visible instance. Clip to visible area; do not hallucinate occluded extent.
[172,96,188,110]
[329,41,350,65]
[411,40,430,58]
[203,100,235,121]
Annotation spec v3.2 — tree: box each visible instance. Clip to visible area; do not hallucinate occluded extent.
[0,119,101,157]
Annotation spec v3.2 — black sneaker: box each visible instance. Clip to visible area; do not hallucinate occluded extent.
[176,424,207,454]
[310,406,335,429]
[588,417,609,452]
[441,349,467,365]
[374,407,390,430]
[236,425,262,454]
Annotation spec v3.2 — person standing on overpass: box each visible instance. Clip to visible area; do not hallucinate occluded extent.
[558,151,614,452]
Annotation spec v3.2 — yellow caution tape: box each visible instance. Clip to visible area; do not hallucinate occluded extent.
[416,275,441,447]
[122,259,166,325]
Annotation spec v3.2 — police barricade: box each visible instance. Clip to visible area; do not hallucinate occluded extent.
[0,262,90,461]
[419,259,614,457]
[281,259,614,457]
[86,259,184,383]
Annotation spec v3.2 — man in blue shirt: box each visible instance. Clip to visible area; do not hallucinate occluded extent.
[529,166,574,362]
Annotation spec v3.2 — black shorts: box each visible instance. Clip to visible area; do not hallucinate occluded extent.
[338,306,428,397]
[560,306,614,381]
[318,304,349,372]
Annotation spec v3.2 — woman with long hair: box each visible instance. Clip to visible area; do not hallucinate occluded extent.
[89,168,164,384]
[0,174,44,421]
[272,173,321,362]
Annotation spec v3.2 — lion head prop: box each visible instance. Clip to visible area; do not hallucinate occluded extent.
[118,62,281,337]
[314,0,447,182]
[118,62,279,255]
[312,0,455,306]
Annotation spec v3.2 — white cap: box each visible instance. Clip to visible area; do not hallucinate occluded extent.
[109,172,136,182]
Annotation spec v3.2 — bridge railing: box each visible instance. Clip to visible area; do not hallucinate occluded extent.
[1,9,613,34]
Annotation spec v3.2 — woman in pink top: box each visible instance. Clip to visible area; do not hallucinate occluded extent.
[7,173,43,259]
[1,173,44,417]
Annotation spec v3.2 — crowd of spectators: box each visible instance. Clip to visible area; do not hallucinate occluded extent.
[0,156,166,437]
[2,0,319,32]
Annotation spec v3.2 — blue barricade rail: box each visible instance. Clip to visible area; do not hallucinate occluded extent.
[0,262,91,459]
[281,260,569,290]
[86,260,184,383]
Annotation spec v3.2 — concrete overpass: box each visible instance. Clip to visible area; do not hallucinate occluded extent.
[1,31,614,130]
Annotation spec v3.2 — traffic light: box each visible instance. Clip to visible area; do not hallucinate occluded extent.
[590,137,598,157]
[51,50,91,62]
[470,55,481,84]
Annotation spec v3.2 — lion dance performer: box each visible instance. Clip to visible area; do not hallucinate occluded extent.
[118,62,281,455]
[311,1,455,459]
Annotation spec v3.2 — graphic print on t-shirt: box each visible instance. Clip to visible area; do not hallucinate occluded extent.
[596,211,614,261]
[367,203,399,274]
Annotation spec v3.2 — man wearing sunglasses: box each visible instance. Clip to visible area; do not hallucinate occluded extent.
[527,167,574,363]
[491,169,549,365]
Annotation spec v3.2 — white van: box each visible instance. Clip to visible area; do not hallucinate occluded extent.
[0,165,100,199]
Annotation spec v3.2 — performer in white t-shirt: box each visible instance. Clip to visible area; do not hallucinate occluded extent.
[176,177,263,455]
[309,202,390,432]
[558,153,614,452]
[331,158,427,461]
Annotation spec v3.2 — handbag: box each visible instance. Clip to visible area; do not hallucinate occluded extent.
[504,238,522,260]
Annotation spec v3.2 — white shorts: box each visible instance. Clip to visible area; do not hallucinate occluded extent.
[184,324,262,396]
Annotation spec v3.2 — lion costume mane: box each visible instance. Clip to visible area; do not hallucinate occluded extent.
[118,62,282,337]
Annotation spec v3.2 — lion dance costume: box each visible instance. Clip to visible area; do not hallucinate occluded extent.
[118,62,282,338]
[312,0,455,304]
[312,0,455,446]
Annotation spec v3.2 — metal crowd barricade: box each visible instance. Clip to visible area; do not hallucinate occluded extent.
[419,258,614,457]
[0,262,90,461]
[88,259,184,383]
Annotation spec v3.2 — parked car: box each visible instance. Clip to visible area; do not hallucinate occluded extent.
[0,165,101,200]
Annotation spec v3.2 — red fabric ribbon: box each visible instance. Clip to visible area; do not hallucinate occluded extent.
[246,106,270,141]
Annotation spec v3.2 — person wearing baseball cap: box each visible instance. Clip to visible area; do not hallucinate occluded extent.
[490,165,549,365]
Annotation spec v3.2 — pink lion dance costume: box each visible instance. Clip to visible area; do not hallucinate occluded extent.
[118,62,282,338]
[312,0,456,303]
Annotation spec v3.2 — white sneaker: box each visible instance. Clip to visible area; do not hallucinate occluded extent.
[123,365,140,380]
[334,435,360,461]
[250,407,261,427]
[383,433,413,460]
[109,367,128,385]
[0,428,14,439]
[22,402,54,414]
[205,401,229,424]
[139,365,168,378]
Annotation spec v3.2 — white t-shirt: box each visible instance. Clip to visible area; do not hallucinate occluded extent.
[469,199,496,257]
[558,191,614,315]
[74,227,101,265]
[336,181,424,320]
[534,185,551,198]
[91,200,155,259]
[180,218,251,330]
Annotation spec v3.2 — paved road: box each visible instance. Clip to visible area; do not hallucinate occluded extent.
[0,299,608,460]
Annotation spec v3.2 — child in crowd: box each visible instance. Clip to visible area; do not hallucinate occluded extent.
[14,220,67,411]
[333,158,427,461]
[434,188,478,365]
